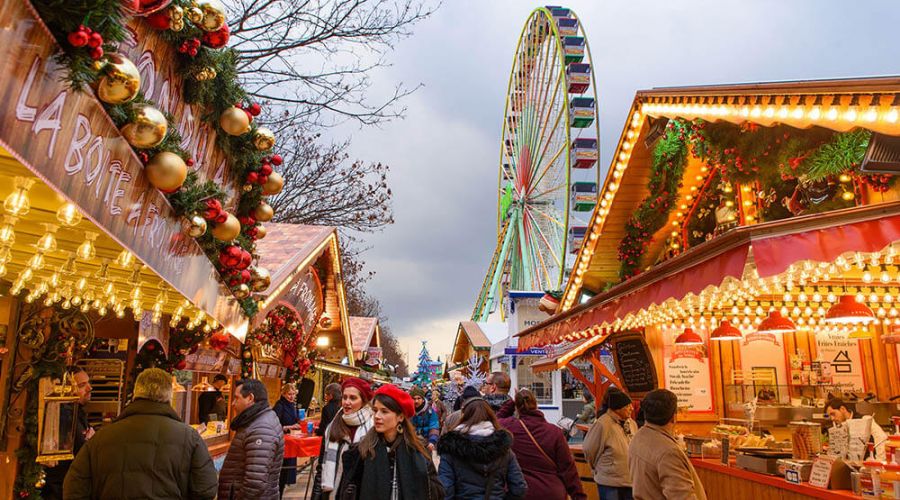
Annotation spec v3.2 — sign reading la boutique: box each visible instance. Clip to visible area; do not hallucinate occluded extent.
[0,2,247,337]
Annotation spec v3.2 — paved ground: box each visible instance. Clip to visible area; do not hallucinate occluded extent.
[282,458,316,499]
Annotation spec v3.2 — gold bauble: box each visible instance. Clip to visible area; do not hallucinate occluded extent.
[171,18,185,31]
[188,0,226,31]
[170,5,184,20]
[319,316,333,329]
[233,283,251,299]
[250,267,271,292]
[253,127,276,150]
[121,105,168,148]
[211,213,241,241]
[97,54,140,104]
[219,106,251,136]
[253,202,274,222]
[182,214,207,237]
[261,172,284,195]
[842,190,855,202]
[255,225,267,239]
[145,152,187,192]
[194,67,217,81]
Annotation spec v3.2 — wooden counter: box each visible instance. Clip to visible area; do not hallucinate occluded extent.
[204,433,231,458]
[570,444,600,500]
[692,459,858,499]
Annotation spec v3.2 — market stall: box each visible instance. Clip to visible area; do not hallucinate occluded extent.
[0,1,294,496]
[518,77,900,498]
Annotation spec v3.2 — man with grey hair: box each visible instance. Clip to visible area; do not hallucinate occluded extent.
[64,368,218,499]
[316,382,342,437]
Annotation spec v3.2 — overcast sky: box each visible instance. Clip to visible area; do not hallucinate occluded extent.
[334,0,900,364]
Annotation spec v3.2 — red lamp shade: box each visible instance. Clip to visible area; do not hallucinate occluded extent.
[675,328,705,345]
[824,295,876,325]
[710,320,743,341]
[757,311,796,334]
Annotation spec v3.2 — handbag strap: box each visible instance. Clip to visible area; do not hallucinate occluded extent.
[517,419,554,467]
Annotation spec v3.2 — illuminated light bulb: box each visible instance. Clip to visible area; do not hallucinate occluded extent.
[71,295,82,307]
[885,294,894,303]
[764,106,775,118]
[808,107,821,120]
[826,292,837,303]
[792,108,804,119]
[130,287,141,302]
[3,177,34,216]
[686,195,693,201]
[60,299,71,310]
[856,292,866,303]
[777,106,789,119]
[103,282,115,296]
[56,203,83,227]
[36,224,59,253]
[76,232,98,261]
[43,297,53,307]
[892,307,899,317]
[19,268,33,282]
[116,308,125,319]
[885,109,899,123]
[27,252,45,270]
[813,293,822,303]
[116,250,134,268]
[75,277,88,291]
[843,108,858,122]
[881,270,891,283]
[783,292,792,302]
[0,216,17,244]
[798,292,808,302]
[80,303,91,313]
[725,200,734,208]
[826,107,839,121]
[842,189,855,201]
[781,306,789,316]
[870,293,879,303]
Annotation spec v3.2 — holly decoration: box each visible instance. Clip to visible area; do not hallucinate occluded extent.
[66,25,105,60]
[246,306,321,381]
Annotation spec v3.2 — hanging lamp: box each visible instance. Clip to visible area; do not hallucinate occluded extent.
[710,320,743,341]
[674,328,704,345]
[757,310,796,334]
[824,295,876,325]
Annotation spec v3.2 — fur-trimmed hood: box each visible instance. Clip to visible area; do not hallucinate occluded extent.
[437,428,513,464]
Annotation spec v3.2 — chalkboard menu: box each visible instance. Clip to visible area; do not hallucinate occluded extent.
[612,333,658,396]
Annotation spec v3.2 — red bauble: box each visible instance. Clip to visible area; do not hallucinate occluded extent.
[218,245,243,268]
[90,47,104,60]
[214,212,228,224]
[174,359,187,370]
[240,269,252,283]
[202,24,230,49]
[67,31,89,47]
[203,199,223,220]
[246,171,259,184]
[247,103,262,116]
[243,109,254,122]
[257,175,268,185]
[239,215,256,226]
[271,154,283,166]
[145,11,171,29]
[87,32,104,49]
[237,250,252,270]
[259,163,273,176]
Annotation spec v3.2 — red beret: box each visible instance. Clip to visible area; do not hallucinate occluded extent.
[375,384,415,419]
[341,377,373,402]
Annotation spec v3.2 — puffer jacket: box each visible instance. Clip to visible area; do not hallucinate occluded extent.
[63,399,217,499]
[218,402,285,500]
[437,425,527,500]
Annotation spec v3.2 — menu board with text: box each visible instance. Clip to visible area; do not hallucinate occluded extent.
[664,342,714,413]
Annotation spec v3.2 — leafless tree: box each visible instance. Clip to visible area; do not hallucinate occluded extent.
[225,0,438,128]
[268,131,394,230]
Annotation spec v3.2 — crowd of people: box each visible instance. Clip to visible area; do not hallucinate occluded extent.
[49,366,708,500]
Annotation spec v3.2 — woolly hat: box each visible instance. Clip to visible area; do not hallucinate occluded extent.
[409,386,426,399]
[606,387,633,410]
[375,384,415,418]
[341,377,373,403]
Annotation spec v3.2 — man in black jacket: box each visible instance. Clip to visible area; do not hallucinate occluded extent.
[64,368,218,499]
[315,383,342,436]
[42,367,93,500]
[197,374,228,423]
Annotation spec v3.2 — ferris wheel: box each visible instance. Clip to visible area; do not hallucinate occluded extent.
[472,6,600,322]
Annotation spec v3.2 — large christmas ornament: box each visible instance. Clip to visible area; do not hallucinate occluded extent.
[126,0,173,15]
[255,225,267,239]
[121,105,168,148]
[253,127,276,150]
[145,152,187,192]
[202,24,230,48]
[218,245,243,268]
[219,106,251,136]
[261,172,284,195]
[211,213,240,240]
[253,202,274,222]
[233,283,251,299]
[182,214,207,237]
[187,0,227,31]
[96,54,141,104]
[319,316,333,329]
[250,267,271,292]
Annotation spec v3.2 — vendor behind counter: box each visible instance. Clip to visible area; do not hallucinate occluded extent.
[825,397,888,462]
[197,375,228,424]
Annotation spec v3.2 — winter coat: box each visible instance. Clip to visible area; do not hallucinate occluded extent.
[316,400,341,437]
[218,402,285,500]
[628,423,707,500]
[337,438,443,500]
[583,411,637,487]
[412,404,440,445]
[483,393,511,412]
[62,399,217,500]
[497,404,586,500]
[437,427,528,500]
[273,397,300,485]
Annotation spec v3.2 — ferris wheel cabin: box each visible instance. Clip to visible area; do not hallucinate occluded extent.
[556,17,579,37]
[566,63,591,94]
[570,182,598,212]
[569,97,595,128]
[571,138,598,169]
[547,6,570,21]
[568,226,587,253]
[563,36,585,64]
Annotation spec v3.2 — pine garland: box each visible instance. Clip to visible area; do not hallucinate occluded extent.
[804,129,871,181]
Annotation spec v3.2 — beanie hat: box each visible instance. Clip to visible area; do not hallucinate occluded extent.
[341,377,373,403]
[375,384,415,418]
[606,388,633,410]
[409,386,425,399]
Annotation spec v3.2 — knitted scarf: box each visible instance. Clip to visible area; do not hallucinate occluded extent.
[321,406,374,492]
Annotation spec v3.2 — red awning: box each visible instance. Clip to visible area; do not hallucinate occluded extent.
[517,205,900,350]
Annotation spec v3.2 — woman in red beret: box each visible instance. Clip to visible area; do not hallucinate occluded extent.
[336,384,444,499]
[312,377,375,499]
